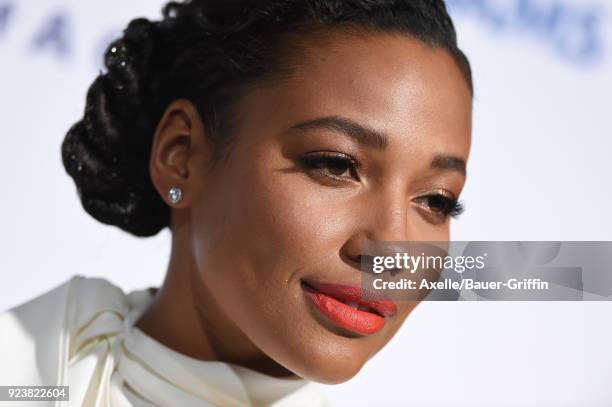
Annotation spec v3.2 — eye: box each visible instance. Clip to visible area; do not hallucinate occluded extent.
[414,193,464,221]
[299,152,360,183]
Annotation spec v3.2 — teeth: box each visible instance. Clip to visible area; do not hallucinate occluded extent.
[343,301,374,313]
[342,301,376,314]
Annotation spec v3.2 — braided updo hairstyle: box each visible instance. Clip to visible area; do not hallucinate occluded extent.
[61,0,472,237]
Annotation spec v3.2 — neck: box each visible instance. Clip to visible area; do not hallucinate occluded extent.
[134,216,297,378]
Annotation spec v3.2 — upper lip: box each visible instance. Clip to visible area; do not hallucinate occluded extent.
[302,280,397,317]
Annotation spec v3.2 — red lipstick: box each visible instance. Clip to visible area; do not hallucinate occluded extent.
[302,280,397,336]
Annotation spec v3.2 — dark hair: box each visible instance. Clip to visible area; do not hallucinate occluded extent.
[61,0,472,237]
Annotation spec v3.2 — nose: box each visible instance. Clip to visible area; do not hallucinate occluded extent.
[341,193,413,268]
[363,191,413,243]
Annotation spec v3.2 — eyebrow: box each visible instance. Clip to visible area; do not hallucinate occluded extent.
[289,115,466,175]
[289,116,388,150]
[431,155,466,175]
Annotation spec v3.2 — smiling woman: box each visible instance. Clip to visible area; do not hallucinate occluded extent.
[0,0,472,406]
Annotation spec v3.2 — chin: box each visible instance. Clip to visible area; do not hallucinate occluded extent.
[301,360,365,385]
[284,342,370,385]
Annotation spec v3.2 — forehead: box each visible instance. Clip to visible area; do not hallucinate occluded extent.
[238,30,472,159]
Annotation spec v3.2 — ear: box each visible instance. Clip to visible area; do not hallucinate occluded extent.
[149,99,212,208]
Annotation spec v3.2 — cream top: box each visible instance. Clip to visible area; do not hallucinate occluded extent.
[0,276,327,406]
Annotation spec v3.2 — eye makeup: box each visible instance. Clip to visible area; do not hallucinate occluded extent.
[298,151,361,183]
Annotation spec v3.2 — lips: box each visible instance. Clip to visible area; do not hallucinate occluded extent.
[302,280,397,336]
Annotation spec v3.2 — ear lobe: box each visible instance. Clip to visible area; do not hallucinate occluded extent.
[149,99,208,207]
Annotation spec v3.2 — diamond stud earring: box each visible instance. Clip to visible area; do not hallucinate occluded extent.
[167,187,183,205]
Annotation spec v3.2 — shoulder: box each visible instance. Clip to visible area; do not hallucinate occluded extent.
[0,276,129,386]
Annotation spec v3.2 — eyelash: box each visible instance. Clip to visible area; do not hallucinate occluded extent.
[414,194,465,220]
[299,152,361,182]
[298,152,465,220]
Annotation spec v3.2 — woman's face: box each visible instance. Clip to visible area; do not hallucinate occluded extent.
[184,31,471,383]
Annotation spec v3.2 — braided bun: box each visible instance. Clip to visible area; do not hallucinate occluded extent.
[62,19,168,237]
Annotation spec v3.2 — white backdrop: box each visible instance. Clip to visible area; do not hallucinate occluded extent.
[1,0,611,406]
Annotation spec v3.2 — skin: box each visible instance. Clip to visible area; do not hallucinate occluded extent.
[136,30,472,384]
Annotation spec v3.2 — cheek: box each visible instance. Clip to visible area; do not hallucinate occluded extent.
[188,149,356,316]
[216,164,351,275]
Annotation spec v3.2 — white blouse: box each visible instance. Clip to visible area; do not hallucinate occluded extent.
[0,276,327,407]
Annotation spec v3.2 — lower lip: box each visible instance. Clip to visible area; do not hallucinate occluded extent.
[302,284,386,336]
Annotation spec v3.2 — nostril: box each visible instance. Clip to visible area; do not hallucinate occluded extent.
[357,254,375,270]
